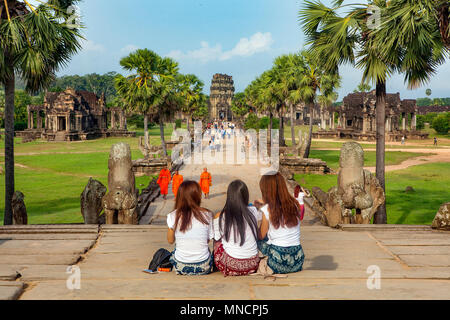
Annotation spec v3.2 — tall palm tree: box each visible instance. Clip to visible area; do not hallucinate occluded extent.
[150,56,181,156]
[0,0,83,225]
[297,51,340,159]
[300,0,445,223]
[115,49,178,151]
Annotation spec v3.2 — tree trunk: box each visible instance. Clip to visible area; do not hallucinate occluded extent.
[186,117,190,132]
[144,112,149,149]
[374,80,387,224]
[303,103,314,159]
[269,112,273,144]
[290,103,296,146]
[159,116,167,157]
[4,73,15,225]
[279,108,286,147]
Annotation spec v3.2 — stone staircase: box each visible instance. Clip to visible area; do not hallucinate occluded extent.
[54,131,66,142]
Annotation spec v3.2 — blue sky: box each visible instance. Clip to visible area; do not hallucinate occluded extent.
[53,0,449,100]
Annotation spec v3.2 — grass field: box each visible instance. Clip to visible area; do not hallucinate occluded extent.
[0,123,447,225]
[294,162,450,225]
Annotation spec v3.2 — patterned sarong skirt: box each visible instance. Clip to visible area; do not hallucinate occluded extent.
[257,240,305,274]
[213,240,260,277]
[169,250,213,276]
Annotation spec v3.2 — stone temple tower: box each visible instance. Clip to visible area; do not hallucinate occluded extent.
[209,74,235,121]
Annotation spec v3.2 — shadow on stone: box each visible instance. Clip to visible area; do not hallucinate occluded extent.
[305,255,338,271]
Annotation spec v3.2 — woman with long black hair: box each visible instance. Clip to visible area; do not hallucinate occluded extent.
[213,180,262,276]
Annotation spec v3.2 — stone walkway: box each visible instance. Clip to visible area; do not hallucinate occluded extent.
[1,224,449,300]
[1,139,449,300]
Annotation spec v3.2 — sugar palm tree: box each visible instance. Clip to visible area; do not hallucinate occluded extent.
[300,0,445,223]
[150,57,181,156]
[115,49,179,152]
[1,0,83,225]
[296,51,340,159]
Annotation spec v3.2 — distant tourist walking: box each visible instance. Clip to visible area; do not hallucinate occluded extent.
[157,166,171,200]
[213,180,262,277]
[434,137,438,146]
[199,168,212,199]
[167,181,214,275]
[401,136,405,145]
[254,172,305,274]
[294,185,310,221]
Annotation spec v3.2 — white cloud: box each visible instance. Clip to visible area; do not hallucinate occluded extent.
[167,32,273,64]
[220,32,273,61]
[82,39,105,52]
[168,41,223,64]
[121,44,139,54]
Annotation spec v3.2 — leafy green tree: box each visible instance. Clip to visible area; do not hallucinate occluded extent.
[192,93,209,121]
[178,74,204,131]
[231,92,251,125]
[354,83,372,93]
[0,0,83,225]
[432,114,449,134]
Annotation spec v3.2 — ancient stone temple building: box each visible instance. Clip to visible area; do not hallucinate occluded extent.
[313,91,428,141]
[209,74,235,121]
[17,88,135,142]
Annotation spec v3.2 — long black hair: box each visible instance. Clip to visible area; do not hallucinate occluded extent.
[219,180,258,246]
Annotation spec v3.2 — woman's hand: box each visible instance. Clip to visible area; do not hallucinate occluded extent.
[253,199,265,210]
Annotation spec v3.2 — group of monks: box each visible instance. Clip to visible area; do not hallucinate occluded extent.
[156,167,212,200]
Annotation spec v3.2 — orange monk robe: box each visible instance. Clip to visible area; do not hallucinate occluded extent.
[157,169,171,195]
[199,172,212,194]
[172,174,183,197]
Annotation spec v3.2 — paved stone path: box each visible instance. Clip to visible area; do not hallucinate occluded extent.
[1,138,449,300]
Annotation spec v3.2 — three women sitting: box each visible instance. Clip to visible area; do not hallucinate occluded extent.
[166,172,305,276]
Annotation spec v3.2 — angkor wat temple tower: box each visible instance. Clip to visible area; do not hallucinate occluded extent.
[209,74,235,121]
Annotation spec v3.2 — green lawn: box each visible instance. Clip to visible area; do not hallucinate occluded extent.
[310,150,424,170]
[294,162,450,225]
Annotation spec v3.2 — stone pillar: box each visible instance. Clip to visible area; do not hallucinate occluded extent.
[119,111,125,130]
[27,109,32,129]
[66,115,70,132]
[37,112,42,130]
[412,113,417,131]
[385,118,389,132]
[410,113,413,131]
[402,113,406,131]
[342,114,346,129]
[111,110,116,130]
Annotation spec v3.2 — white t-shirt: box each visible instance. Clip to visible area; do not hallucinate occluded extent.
[261,204,301,247]
[296,192,305,205]
[213,207,262,259]
[167,210,213,263]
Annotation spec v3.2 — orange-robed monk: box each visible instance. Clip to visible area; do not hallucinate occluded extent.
[199,168,212,199]
[172,170,183,198]
[157,167,171,200]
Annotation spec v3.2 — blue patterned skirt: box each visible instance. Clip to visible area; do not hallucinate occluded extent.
[257,240,305,274]
[169,251,213,276]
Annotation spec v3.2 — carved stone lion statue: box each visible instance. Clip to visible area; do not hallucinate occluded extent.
[12,191,28,225]
[310,142,385,227]
[102,143,138,225]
